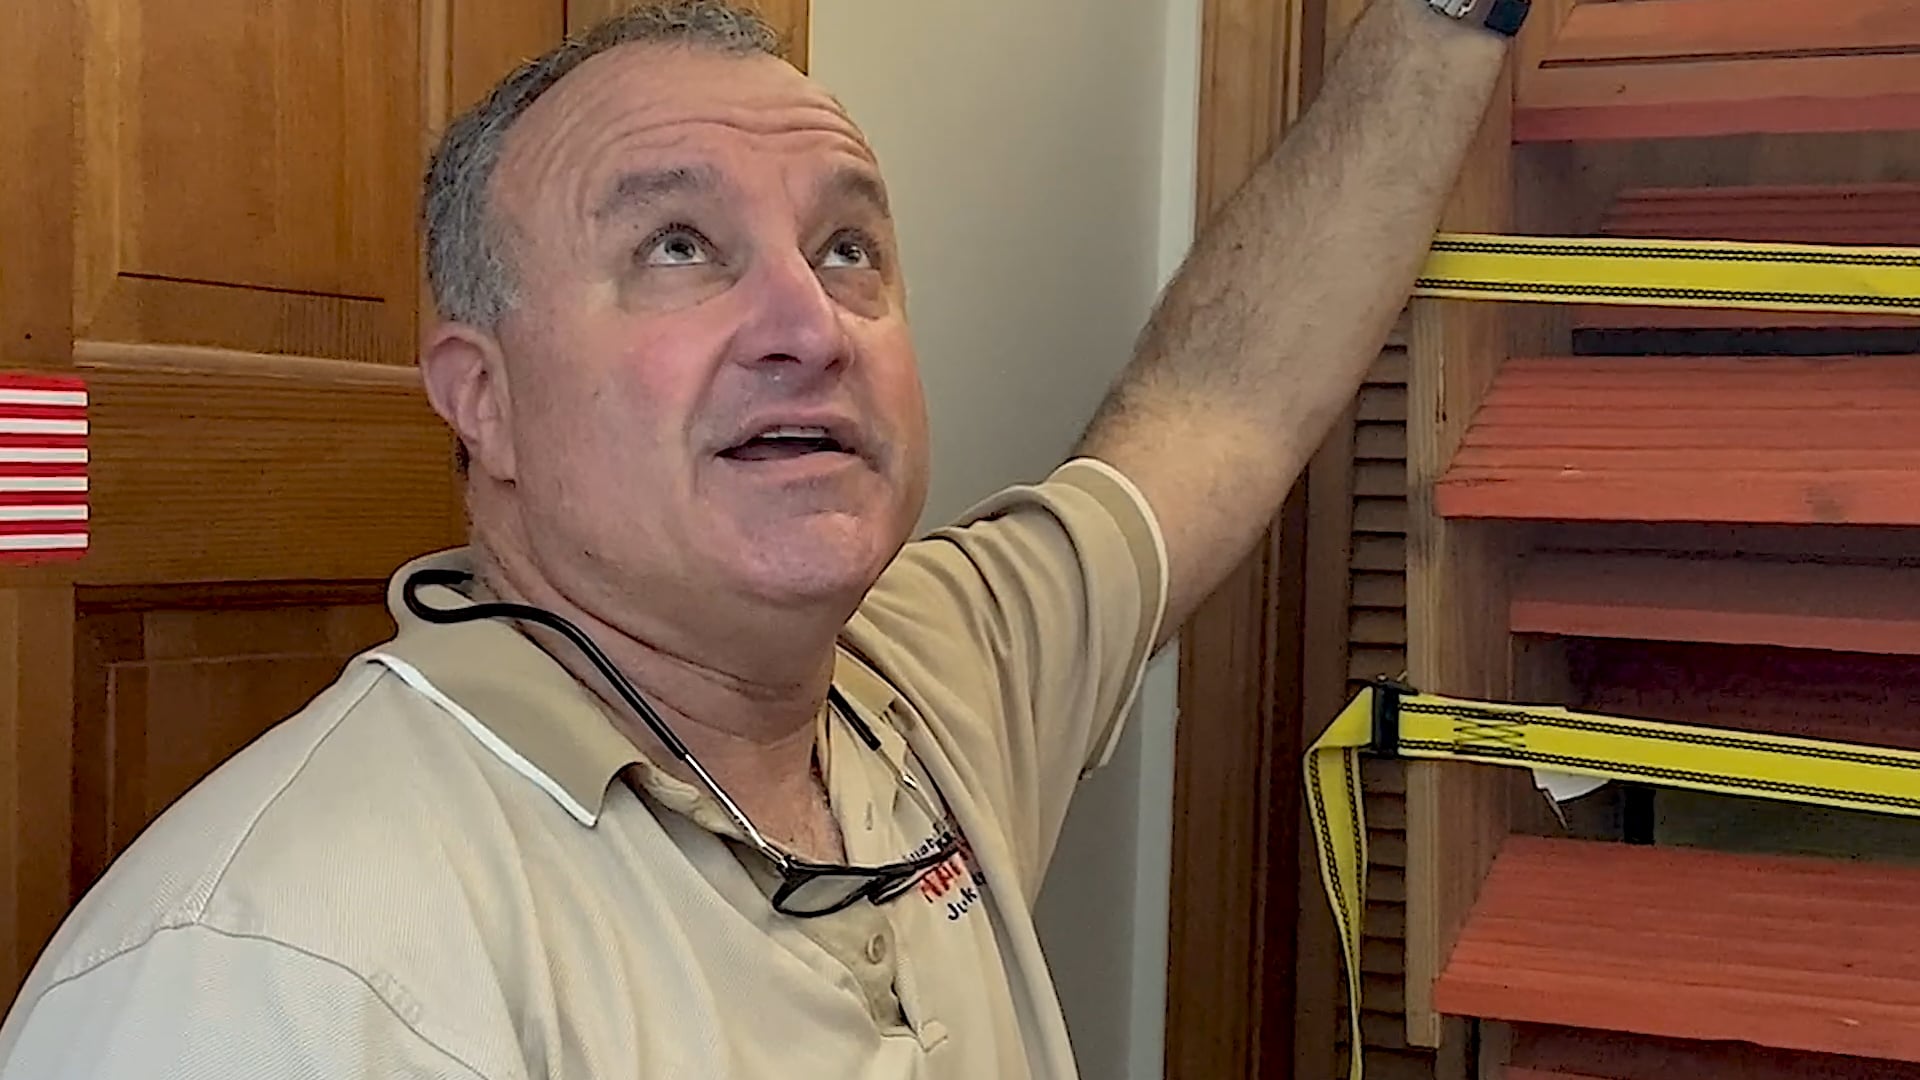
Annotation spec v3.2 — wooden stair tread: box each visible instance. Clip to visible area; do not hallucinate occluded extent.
[1512,553,1920,657]
[1505,1023,1920,1079]
[1434,837,1920,1063]
[1436,356,1920,525]
[1576,184,1920,331]
[1514,0,1920,141]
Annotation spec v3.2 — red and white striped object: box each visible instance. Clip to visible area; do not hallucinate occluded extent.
[0,373,87,562]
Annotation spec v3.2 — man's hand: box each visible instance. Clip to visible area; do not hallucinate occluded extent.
[1075,0,1510,642]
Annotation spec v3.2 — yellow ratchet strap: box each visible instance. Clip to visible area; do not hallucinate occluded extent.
[1307,229,1920,1077]
[1308,680,1920,1080]
[1415,232,1920,316]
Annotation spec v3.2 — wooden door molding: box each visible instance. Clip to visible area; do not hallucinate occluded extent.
[1165,0,1321,1077]
[0,0,81,998]
[67,348,454,587]
[0,590,75,995]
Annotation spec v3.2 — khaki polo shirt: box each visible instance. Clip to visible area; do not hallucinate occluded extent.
[0,457,1166,1079]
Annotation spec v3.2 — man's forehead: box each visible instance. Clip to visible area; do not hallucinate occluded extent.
[487,42,885,246]
[504,43,873,176]
[588,162,889,222]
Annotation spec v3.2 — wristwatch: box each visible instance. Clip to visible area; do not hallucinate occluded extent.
[1425,0,1531,36]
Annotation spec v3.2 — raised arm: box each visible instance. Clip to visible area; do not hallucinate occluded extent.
[1075,0,1512,639]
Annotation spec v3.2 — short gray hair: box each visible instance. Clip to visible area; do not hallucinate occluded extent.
[422,1,784,327]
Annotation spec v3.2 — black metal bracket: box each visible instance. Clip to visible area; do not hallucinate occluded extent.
[1369,675,1413,758]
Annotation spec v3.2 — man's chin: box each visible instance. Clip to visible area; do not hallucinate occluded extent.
[730,526,899,611]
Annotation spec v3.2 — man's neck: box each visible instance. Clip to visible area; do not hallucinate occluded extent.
[472,542,849,859]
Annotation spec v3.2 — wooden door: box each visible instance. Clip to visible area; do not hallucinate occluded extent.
[0,0,576,1005]
[0,0,813,1010]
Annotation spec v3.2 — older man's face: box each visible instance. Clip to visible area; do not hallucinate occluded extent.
[486,44,929,619]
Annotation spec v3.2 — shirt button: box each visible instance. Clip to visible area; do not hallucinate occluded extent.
[865,933,889,964]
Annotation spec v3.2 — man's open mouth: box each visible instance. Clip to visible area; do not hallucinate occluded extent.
[719,425,857,462]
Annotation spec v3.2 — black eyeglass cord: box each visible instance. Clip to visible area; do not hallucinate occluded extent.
[398,565,966,919]
[399,567,884,773]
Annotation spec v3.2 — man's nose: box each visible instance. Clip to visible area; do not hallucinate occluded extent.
[734,251,850,382]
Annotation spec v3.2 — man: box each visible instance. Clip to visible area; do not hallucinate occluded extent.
[0,0,1512,1075]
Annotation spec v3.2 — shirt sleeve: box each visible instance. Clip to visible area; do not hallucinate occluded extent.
[845,457,1168,897]
[0,925,500,1080]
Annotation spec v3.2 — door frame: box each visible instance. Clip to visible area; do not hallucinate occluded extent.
[1162,0,1346,1076]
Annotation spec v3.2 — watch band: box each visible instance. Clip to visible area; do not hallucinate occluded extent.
[1426,0,1531,36]
[1481,0,1530,36]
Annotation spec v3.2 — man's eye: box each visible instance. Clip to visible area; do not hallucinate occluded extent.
[641,228,712,267]
[821,232,875,270]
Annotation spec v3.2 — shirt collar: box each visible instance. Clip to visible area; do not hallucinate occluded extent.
[366,548,903,827]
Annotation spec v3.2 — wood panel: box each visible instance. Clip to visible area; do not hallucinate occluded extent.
[1438,355,1920,527]
[76,0,423,364]
[0,0,78,1007]
[1437,836,1920,1064]
[441,1,567,122]
[1511,553,1920,656]
[0,0,563,1009]
[1513,0,1920,140]
[0,0,75,369]
[1168,0,1315,1077]
[1547,0,1920,63]
[755,0,809,70]
[1508,1023,1920,1080]
[1525,131,1920,228]
[0,590,75,1002]
[70,589,392,900]
[1533,520,1920,569]
[72,345,459,586]
[1601,183,1920,243]
[1570,638,1920,755]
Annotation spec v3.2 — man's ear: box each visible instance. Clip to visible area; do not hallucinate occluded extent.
[420,322,516,482]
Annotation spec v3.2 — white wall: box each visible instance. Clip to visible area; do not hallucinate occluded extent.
[809,3,1201,1077]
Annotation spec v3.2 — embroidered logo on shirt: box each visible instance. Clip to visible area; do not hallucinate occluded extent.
[914,833,986,923]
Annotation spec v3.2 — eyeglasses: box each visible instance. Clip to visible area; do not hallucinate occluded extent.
[403,567,962,918]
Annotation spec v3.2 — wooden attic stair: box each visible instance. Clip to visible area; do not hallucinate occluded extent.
[1437,838,1920,1075]
[1500,1028,1920,1080]
[1437,354,1920,527]
[1420,180,1920,1074]
[1514,0,1920,142]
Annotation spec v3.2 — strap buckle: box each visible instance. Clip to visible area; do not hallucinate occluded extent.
[1369,676,1415,758]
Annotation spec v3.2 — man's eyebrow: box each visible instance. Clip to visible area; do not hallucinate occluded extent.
[591,166,720,221]
[819,167,890,218]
